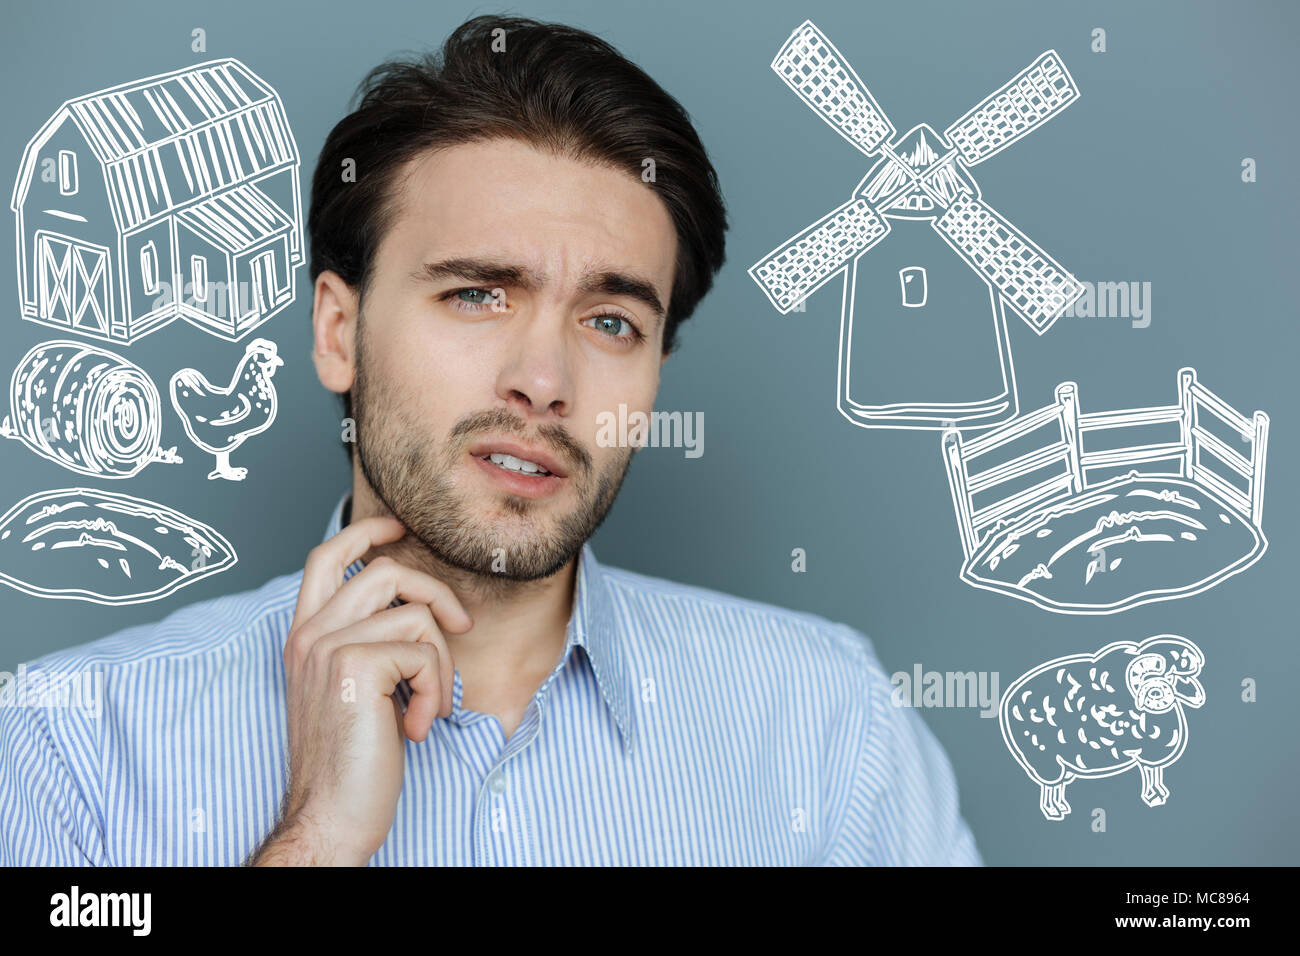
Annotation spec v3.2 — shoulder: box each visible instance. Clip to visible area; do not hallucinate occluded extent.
[16,570,304,678]
[0,571,302,818]
[599,562,886,702]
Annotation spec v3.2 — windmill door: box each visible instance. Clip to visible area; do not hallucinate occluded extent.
[37,232,111,337]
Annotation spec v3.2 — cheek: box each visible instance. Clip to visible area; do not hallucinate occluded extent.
[624,367,662,421]
[578,364,660,451]
[588,346,661,406]
[380,316,495,414]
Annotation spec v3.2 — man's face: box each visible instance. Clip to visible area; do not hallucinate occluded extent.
[348,137,677,581]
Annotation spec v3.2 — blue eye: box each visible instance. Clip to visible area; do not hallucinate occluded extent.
[584,314,644,343]
[443,289,643,345]
[443,287,508,314]
[585,313,646,346]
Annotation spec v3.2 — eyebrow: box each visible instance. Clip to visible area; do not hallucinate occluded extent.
[418,257,666,327]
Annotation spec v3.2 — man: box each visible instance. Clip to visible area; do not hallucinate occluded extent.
[0,15,980,866]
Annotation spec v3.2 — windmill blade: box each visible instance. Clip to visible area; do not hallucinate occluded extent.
[770,20,896,157]
[750,197,891,314]
[933,194,1083,334]
[943,50,1079,166]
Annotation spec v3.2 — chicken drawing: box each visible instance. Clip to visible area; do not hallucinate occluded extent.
[169,339,284,481]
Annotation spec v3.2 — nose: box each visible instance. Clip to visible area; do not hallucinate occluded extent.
[494,306,574,419]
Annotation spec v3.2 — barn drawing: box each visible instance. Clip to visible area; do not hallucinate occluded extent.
[10,59,302,345]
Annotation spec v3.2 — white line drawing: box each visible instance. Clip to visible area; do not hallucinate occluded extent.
[11,59,303,345]
[899,267,927,308]
[943,368,1268,614]
[0,340,181,478]
[749,21,1085,431]
[0,487,237,605]
[1001,636,1206,820]
[169,337,283,480]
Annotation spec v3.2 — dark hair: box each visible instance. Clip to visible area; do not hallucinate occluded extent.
[309,14,729,432]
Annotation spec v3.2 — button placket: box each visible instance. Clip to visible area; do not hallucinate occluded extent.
[468,652,568,864]
[475,695,549,865]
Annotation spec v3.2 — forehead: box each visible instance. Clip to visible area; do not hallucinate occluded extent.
[380,137,677,292]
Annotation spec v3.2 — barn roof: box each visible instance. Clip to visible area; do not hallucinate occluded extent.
[177,181,293,253]
[11,59,299,233]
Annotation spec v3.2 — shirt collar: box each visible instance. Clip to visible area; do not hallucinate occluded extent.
[320,492,634,754]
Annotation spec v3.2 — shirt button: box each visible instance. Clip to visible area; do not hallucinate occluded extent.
[488,771,507,794]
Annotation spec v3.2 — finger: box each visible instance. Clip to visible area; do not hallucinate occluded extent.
[292,516,408,630]
[312,604,454,718]
[306,555,473,639]
[334,640,446,740]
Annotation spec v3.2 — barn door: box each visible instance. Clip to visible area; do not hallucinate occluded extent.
[38,233,109,335]
[249,250,278,317]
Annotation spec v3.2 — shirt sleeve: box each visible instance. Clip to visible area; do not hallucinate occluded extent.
[820,629,983,867]
[0,695,106,866]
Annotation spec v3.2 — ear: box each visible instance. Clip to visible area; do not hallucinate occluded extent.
[312,270,359,395]
[1134,679,1176,714]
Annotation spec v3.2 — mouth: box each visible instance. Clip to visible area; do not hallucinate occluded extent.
[1173,675,1206,707]
[467,439,568,478]
[467,438,570,499]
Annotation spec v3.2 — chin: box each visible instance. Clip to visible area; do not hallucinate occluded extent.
[455,542,575,582]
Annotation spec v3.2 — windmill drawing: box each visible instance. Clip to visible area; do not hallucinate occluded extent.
[750,21,1086,431]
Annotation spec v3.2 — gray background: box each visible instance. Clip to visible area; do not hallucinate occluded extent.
[1,0,1296,865]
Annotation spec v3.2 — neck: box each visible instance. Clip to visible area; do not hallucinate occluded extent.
[346,470,577,683]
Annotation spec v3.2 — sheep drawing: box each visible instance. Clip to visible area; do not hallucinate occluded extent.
[1000,635,1205,820]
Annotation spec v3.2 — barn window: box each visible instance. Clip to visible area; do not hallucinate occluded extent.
[191,255,208,302]
[140,242,160,295]
[57,150,78,196]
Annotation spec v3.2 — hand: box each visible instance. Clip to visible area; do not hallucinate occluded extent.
[249,517,473,865]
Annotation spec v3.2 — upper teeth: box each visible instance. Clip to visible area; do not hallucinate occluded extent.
[485,453,550,475]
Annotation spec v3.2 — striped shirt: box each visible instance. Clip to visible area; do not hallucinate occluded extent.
[0,492,981,866]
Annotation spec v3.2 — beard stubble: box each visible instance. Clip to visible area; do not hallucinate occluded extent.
[350,313,634,582]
